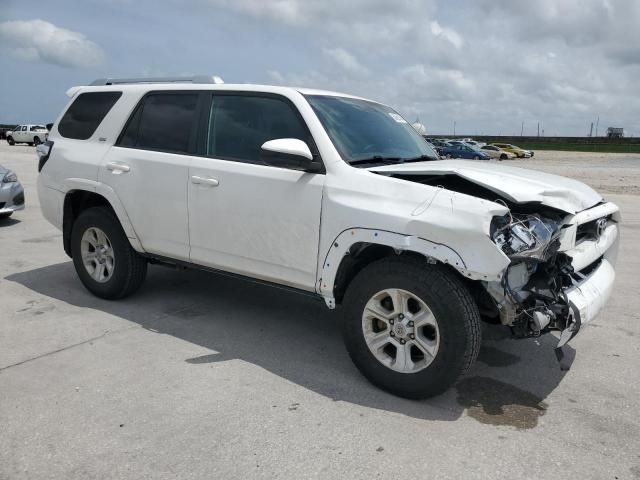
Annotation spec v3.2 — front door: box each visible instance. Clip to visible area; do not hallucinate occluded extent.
[188,93,324,291]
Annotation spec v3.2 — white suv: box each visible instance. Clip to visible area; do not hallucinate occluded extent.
[37,76,620,398]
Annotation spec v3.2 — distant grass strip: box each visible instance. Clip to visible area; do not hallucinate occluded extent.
[513,142,640,154]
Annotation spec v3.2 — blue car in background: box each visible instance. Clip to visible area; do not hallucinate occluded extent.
[440,143,491,160]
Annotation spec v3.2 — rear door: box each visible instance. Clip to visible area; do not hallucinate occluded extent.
[100,91,203,260]
[188,93,325,290]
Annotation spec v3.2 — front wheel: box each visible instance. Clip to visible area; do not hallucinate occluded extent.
[342,257,481,399]
[33,136,41,146]
[500,154,507,160]
[473,155,480,160]
[7,136,15,145]
[71,207,147,299]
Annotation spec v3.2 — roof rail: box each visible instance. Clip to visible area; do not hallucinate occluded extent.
[89,75,224,86]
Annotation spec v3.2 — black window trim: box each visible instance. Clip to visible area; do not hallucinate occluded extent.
[115,89,325,173]
[115,90,207,156]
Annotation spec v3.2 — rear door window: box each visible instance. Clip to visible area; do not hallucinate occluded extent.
[118,92,199,154]
[58,92,122,140]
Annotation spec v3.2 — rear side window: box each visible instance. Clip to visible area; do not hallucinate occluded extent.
[58,92,122,140]
[118,93,199,153]
[207,95,310,164]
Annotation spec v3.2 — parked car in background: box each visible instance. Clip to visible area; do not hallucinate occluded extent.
[0,165,25,219]
[481,145,516,160]
[464,140,486,148]
[6,125,48,146]
[0,127,16,140]
[425,138,449,156]
[490,143,533,158]
[441,143,491,160]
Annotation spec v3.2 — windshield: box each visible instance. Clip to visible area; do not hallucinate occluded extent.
[305,95,438,165]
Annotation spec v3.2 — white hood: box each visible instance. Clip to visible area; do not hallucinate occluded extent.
[368,160,602,214]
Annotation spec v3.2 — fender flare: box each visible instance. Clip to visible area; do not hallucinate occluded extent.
[61,178,144,253]
[317,227,501,309]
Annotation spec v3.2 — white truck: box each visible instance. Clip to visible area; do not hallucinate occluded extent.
[37,76,620,398]
[6,124,48,146]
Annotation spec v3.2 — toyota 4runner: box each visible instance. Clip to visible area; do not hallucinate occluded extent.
[37,76,620,398]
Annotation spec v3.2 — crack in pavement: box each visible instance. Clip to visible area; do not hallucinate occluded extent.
[0,326,139,373]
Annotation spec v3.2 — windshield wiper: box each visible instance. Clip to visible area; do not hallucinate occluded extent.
[349,156,405,166]
[403,154,439,162]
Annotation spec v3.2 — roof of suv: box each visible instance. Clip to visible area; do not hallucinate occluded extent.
[68,83,373,103]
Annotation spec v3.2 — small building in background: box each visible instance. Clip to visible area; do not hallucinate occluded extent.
[607,127,624,138]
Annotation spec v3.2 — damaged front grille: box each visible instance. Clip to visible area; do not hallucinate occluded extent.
[576,215,612,244]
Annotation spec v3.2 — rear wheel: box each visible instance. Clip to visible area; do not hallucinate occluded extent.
[0,212,13,219]
[71,207,147,299]
[473,155,480,160]
[500,154,507,160]
[33,136,41,146]
[342,257,481,399]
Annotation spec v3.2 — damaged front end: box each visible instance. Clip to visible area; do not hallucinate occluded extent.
[484,202,620,359]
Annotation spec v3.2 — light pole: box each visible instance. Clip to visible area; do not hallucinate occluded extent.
[453,121,456,137]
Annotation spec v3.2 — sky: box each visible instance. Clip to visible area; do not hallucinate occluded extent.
[1,0,639,136]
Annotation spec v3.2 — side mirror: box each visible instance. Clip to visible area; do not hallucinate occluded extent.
[261,138,322,173]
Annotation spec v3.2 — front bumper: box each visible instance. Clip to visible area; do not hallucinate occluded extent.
[0,181,25,215]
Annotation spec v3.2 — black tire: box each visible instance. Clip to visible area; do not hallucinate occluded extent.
[0,212,13,219]
[33,136,41,146]
[7,136,14,145]
[500,154,507,160]
[342,256,481,399]
[71,207,147,299]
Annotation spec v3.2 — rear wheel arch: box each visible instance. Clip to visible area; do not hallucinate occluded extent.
[63,191,114,257]
[62,190,145,257]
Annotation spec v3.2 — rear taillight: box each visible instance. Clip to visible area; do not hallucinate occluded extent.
[36,140,54,172]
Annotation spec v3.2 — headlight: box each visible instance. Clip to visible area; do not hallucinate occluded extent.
[491,213,561,260]
[2,171,17,183]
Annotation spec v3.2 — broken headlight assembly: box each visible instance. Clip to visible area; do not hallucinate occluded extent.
[488,211,579,358]
[490,212,561,261]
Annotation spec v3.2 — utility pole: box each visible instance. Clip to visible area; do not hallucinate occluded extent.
[595,116,600,137]
[453,121,456,137]
[537,122,540,137]
[521,121,524,136]
[589,122,594,137]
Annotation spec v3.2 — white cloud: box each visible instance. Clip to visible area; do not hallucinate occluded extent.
[0,19,105,68]
[322,47,368,75]
[429,21,463,49]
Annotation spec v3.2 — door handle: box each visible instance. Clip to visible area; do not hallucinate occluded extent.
[106,162,131,174]
[191,175,219,187]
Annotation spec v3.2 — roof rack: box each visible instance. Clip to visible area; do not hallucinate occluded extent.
[89,75,224,86]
